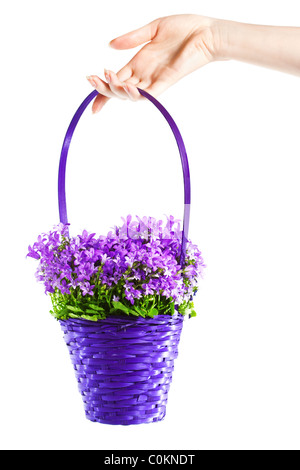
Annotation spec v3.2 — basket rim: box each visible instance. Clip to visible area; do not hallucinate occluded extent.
[59,312,184,325]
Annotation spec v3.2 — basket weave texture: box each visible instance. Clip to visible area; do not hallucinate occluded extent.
[60,314,184,425]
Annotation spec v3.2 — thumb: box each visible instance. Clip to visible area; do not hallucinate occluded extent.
[109,19,159,50]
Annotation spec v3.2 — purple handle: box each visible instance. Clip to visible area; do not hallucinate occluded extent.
[58,89,191,265]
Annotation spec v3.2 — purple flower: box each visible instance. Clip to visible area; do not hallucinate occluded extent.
[80,282,95,296]
[142,283,154,296]
[27,215,205,307]
[27,246,40,260]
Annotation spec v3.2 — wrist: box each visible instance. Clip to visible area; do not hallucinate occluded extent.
[210,18,233,61]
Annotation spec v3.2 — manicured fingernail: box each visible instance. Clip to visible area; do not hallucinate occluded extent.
[104,69,111,83]
[86,76,97,87]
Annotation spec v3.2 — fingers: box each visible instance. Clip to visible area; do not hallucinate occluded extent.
[87,70,134,100]
[87,75,116,98]
[104,69,132,99]
[87,70,166,113]
[92,94,110,114]
[89,75,172,114]
[109,19,159,50]
[122,82,141,101]
[115,64,133,82]
[87,68,144,113]
[87,71,127,114]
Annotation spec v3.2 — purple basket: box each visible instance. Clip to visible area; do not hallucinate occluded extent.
[60,315,184,425]
[57,89,191,424]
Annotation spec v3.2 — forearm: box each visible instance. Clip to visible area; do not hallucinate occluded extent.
[214,20,300,76]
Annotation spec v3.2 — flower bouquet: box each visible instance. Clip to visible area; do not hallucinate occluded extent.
[27,89,205,425]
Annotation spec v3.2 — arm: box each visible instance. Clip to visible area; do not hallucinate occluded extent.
[87,15,300,113]
[218,20,300,76]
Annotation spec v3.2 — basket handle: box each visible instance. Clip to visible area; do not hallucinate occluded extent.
[58,88,191,266]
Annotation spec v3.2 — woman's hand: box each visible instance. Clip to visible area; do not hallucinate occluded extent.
[87,14,221,113]
[87,14,300,113]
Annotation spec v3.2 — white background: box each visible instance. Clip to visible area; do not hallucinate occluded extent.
[1,0,300,451]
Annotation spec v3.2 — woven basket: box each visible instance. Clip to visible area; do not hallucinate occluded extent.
[57,88,191,425]
[60,315,183,425]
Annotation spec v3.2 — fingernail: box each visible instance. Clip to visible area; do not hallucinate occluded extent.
[104,69,111,83]
[86,76,97,87]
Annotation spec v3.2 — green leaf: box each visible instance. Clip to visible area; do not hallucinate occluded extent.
[55,307,69,318]
[129,309,139,316]
[148,307,158,318]
[85,309,99,314]
[132,305,146,317]
[68,312,80,319]
[66,305,84,313]
[88,304,105,312]
[112,301,129,314]
[81,314,99,322]
[148,308,158,318]
[190,310,197,318]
